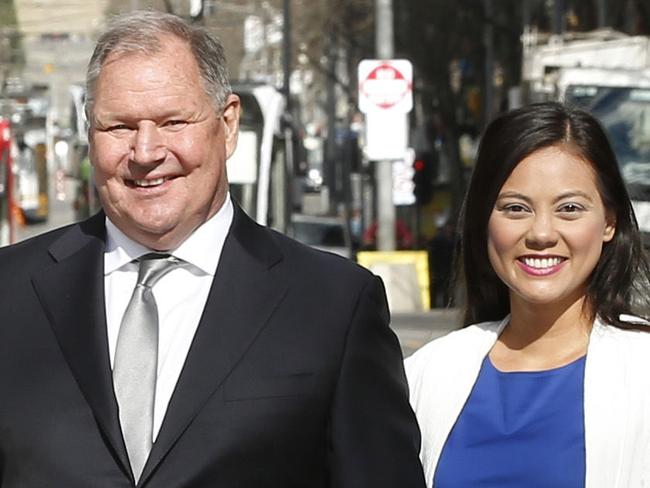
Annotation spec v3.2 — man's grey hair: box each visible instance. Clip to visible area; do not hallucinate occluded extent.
[85,10,232,119]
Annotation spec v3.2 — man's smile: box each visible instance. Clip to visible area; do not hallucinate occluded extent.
[126,176,176,188]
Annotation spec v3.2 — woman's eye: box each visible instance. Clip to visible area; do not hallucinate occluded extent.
[560,203,584,213]
[503,204,528,213]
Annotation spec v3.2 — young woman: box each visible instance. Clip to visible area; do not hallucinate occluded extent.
[406,102,650,487]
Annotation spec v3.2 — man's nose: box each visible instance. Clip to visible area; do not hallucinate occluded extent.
[525,212,558,249]
[131,122,166,165]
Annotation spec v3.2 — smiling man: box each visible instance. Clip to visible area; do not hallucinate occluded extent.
[88,33,238,251]
[0,10,425,488]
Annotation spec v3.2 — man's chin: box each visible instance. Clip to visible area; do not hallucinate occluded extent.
[132,223,187,251]
[108,214,185,251]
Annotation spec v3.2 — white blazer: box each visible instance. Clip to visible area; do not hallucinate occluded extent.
[405,316,650,488]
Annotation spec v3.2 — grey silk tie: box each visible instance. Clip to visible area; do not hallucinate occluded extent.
[113,253,185,482]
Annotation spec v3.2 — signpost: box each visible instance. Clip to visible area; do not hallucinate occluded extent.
[359,59,412,163]
[358,58,413,245]
[354,0,428,310]
[358,59,413,114]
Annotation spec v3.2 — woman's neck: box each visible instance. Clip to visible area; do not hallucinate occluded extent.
[489,296,593,372]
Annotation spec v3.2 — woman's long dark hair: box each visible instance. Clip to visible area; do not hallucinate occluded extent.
[460,101,650,327]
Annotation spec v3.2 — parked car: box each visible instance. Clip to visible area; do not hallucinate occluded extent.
[287,213,353,259]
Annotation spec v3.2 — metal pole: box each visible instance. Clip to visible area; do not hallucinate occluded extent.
[282,0,292,112]
[282,0,293,227]
[552,0,565,35]
[325,34,338,213]
[596,0,607,28]
[522,0,531,28]
[484,0,494,123]
[375,0,396,251]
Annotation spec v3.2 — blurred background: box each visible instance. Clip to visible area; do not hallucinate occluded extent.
[1,0,650,334]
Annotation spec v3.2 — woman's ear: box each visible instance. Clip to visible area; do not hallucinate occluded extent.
[603,213,616,243]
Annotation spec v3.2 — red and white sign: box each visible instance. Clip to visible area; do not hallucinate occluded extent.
[358,59,413,114]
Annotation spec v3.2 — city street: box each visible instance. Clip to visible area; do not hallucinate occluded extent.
[15,182,459,358]
[16,175,78,243]
[392,309,461,357]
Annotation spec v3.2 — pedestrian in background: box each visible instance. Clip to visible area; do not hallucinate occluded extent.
[406,102,650,487]
[0,11,425,487]
[427,222,456,307]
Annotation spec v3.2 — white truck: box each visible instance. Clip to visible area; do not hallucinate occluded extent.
[521,29,650,243]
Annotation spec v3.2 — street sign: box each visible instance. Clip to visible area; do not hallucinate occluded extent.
[359,59,413,160]
[358,59,413,114]
[393,148,416,206]
[364,111,408,161]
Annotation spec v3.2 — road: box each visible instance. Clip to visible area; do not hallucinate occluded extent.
[16,175,78,243]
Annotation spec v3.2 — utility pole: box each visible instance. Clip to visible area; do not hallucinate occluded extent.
[552,0,565,35]
[483,0,494,124]
[282,0,293,230]
[375,0,396,251]
[325,33,338,213]
[522,0,531,29]
[282,0,291,113]
[596,0,607,28]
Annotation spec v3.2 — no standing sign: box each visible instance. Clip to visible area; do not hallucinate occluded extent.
[358,59,413,161]
[358,59,413,114]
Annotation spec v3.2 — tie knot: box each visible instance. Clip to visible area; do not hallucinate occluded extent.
[136,253,184,288]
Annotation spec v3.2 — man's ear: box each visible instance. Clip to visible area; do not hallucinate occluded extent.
[222,94,240,159]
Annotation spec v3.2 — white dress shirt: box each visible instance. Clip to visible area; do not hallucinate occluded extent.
[104,197,233,439]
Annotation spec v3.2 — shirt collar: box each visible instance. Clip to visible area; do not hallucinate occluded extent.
[104,194,234,276]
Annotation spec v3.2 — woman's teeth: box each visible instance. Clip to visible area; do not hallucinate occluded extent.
[522,257,563,269]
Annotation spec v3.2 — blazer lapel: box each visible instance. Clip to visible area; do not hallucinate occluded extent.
[31,214,132,478]
[141,205,288,483]
[584,320,628,487]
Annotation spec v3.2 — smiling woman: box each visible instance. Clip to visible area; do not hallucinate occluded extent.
[487,146,616,325]
[406,102,650,488]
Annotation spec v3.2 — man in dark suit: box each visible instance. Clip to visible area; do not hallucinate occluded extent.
[0,11,425,488]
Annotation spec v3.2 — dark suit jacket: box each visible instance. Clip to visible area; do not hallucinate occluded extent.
[0,204,425,487]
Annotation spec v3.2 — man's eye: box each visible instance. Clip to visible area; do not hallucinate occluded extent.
[107,124,131,132]
[163,120,188,128]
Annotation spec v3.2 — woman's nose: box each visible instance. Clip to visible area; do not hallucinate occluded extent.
[525,213,558,249]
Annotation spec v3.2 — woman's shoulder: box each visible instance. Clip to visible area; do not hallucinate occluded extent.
[592,316,650,362]
[594,316,650,341]
[404,319,504,378]
[590,318,650,408]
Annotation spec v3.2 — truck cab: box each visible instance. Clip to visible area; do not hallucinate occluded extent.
[521,30,650,245]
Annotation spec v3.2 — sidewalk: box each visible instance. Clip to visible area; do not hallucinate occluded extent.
[392,308,462,357]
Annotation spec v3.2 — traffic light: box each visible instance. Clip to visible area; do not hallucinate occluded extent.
[412,152,436,205]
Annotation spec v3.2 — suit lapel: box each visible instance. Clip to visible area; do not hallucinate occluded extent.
[141,205,288,483]
[31,213,132,478]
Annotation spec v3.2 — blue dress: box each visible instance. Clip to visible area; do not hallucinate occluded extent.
[434,355,586,487]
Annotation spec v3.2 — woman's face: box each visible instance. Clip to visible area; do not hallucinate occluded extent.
[487,145,616,312]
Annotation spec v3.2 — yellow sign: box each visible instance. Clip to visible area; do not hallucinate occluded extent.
[357,250,430,311]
